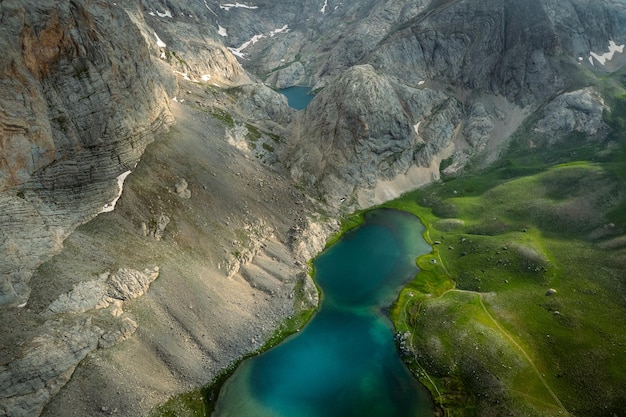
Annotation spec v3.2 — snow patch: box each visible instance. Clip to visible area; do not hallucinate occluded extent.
[320,0,328,13]
[269,25,289,37]
[589,40,625,66]
[228,48,247,59]
[218,25,228,37]
[154,32,166,48]
[417,80,425,85]
[148,11,156,16]
[414,121,421,136]
[228,34,265,58]
[220,2,258,11]
[227,26,289,58]
[174,71,191,81]
[201,74,211,81]
[156,9,173,18]
[101,171,131,213]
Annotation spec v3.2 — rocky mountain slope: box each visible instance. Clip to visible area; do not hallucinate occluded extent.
[279,0,626,206]
[1,0,625,416]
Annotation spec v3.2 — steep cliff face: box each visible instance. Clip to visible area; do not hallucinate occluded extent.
[216,0,427,88]
[0,0,176,307]
[371,0,626,103]
[286,64,464,204]
[227,0,626,98]
[0,0,173,192]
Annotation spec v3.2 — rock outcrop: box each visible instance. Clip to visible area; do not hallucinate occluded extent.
[0,267,159,417]
[534,87,607,141]
[174,178,191,199]
[230,84,293,125]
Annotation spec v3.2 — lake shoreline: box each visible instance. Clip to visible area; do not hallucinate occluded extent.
[210,208,434,417]
[151,207,441,417]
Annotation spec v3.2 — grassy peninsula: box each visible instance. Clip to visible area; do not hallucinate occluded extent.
[386,96,626,415]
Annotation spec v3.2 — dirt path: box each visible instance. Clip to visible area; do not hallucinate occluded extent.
[407,229,570,415]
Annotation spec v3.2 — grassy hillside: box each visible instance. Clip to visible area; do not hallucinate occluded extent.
[386,88,626,416]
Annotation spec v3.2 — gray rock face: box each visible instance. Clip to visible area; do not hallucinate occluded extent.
[226,0,427,87]
[534,87,607,140]
[276,0,626,206]
[106,267,160,301]
[232,84,293,125]
[286,64,463,203]
[0,318,103,417]
[267,61,306,89]
[46,267,159,316]
[0,0,173,307]
[380,0,626,102]
[371,0,565,105]
[218,0,626,103]
[0,0,173,192]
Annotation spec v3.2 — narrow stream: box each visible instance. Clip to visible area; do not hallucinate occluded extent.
[212,209,435,417]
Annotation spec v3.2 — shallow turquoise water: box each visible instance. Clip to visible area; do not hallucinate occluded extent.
[279,86,313,110]
[212,209,434,417]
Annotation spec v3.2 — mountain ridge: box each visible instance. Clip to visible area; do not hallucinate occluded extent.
[1,0,625,416]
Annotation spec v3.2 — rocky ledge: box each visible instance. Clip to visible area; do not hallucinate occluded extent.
[0,267,159,417]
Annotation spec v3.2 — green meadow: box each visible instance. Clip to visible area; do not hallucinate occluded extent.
[151,70,626,417]
[385,89,626,416]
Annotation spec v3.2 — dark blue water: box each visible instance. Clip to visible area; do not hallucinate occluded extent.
[279,86,313,110]
[212,209,434,417]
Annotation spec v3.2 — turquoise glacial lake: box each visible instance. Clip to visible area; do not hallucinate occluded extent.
[279,86,313,110]
[212,209,435,417]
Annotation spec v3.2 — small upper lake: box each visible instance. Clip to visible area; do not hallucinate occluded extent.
[279,86,314,110]
[212,209,435,417]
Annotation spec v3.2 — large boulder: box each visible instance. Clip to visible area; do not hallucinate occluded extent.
[534,87,607,141]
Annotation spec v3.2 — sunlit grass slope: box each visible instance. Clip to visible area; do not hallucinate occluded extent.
[387,137,626,416]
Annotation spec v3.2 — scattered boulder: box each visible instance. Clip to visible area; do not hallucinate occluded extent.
[98,317,138,349]
[175,178,191,199]
[546,288,557,296]
[154,214,170,240]
[106,267,160,301]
